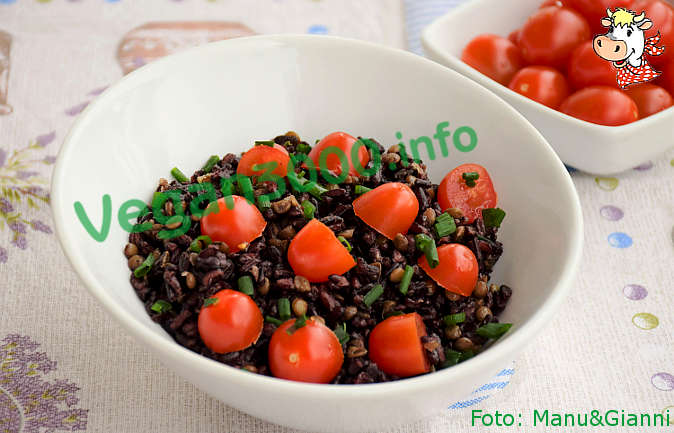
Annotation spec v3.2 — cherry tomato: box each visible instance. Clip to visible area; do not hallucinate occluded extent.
[540,0,570,7]
[567,41,618,89]
[508,29,521,45]
[287,219,356,282]
[566,0,633,33]
[419,244,479,297]
[624,83,673,118]
[237,143,290,178]
[308,132,370,177]
[560,86,639,125]
[368,313,430,378]
[352,182,419,240]
[268,318,344,383]
[437,163,498,224]
[519,7,591,68]
[632,0,674,67]
[461,34,524,85]
[508,66,570,108]
[198,289,263,354]
[656,58,674,94]
[200,195,266,253]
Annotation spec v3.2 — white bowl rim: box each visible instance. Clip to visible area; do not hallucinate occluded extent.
[51,34,584,399]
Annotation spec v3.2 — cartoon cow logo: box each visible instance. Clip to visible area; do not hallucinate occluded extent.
[593,8,666,89]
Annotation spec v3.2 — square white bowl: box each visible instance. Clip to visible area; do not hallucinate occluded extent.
[422,0,674,175]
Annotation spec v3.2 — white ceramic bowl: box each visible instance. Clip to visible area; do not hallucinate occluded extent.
[422,0,674,175]
[51,35,583,432]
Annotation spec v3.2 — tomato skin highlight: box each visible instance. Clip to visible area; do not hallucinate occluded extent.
[567,41,618,90]
[519,7,591,69]
[624,83,674,118]
[565,0,633,34]
[237,143,290,178]
[308,132,369,177]
[539,0,570,7]
[560,86,639,125]
[352,182,419,240]
[198,289,263,354]
[368,313,430,378]
[461,34,524,86]
[508,66,570,109]
[419,244,479,297]
[437,164,498,224]
[631,0,674,67]
[200,196,266,253]
[268,318,344,383]
[287,219,356,282]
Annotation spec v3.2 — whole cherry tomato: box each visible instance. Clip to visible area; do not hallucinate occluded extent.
[287,219,356,282]
[461,34,524,85]
[624,83,673,118]
[560,86,639,125]
[198,289,263,354]
[368,313,430,378]
[419,244,479,297]
[268,318,344,383]
[437,163,498,223]
[540,0,570,7]
[353,182,419,240]
[508,66,570,108]
[200,195,266,253]
[631,0,674,67]
[237,143,290,178]
[519,7,591,68]
[566,0,633,33]
[656,58,674,94]
[308,132,370,177]
[508,29,521,45]
[567,41,618,89]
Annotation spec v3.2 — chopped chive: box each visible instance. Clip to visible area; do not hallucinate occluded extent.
[150,300,172,314]
[171,167,189,183]
[265,316,283,326]
[133,253,156,278]
[354,185,372,195]
[337,236,352,252]
[202,155,220,173]
[460,350,475,361]
[237,275,254,295]
[476,234,494,244]
[334,323,350,345]
[257,195,271,211]
[203,297,219,307]
[189,235,212,253]
[255,140,275,147]
[462,171,479,187]
[442,349,462,368]
[415,234,439,268]
[383,310,404,318]
[237,175,254,197]
[301,200,316,219]
[291,176,327,199]
[363,284,384,307]
[434,212,456,237]
[308,182,328,199]
[278,298,291,321]
[399,264,414,295]
[286,315,307,335]
[476,323,512,339]
[296,142,311,154]
[482,208,506,228]
[443,312,466,327]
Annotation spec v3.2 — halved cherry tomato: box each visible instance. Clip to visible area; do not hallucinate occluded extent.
[631,0,673,66]
[560,86,639,125]
[567,41,618,89]
[198,289,263,354]
[519,7,590,68]
[268,318,344,383]
[656,58,674,94]
[237,143,290,178]
[200,195,266,252]
[437,164,497,223]
[461,34,524,85]
[419,244,479,297]
[368,313,430,378]
[566,0,633,34]
[508,66,570,108]
[287,219,356,282]
[624,83,673,118]
[308,132,370,177]
[352,182,419,240]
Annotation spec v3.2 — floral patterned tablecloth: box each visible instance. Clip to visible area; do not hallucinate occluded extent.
[0,1,672,432]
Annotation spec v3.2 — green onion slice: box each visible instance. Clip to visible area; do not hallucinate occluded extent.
[399,264,414,295]
[203,297,219,307]
[265,316,283,326]
[442,349,462,368]
[482,208,506,228]
[237,275,254,296]
[257,195,271,211]
[171,167,189,183]
[202,155,220,173]
[354,185,371,195]
[337,236,352,252]
[434,212,456,237]
[278,298,291,321]
[133,253,156,278]
[286,315,307,335]
[363,284,384,307]
[296,142,311,154]
[462,171,479,187]
[415,234,439,268]
[150,300,172,314]
[443,312,466,327]
[334,323,350,345]
[255,140,275,147]
[476,323,512,339]
[301,200,316,219]
[189,235,212,253]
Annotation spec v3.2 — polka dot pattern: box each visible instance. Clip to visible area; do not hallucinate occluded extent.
[623,284,647,300]
[632,313,659,330]
[595,177,619,191]
[651,373,674,391]
[634,161,654,171]
[600,205,623,221]
[608,232,632,248]
[307,24,328,35]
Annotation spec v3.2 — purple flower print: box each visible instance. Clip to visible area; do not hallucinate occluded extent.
[36,131,56,147]
[16,170,38,180]
[0,247,7,263]
[0,197,13,213]
[30,219,52,234]
[43,155,57,164]
[9,221,26,233]
[11,235,27,249]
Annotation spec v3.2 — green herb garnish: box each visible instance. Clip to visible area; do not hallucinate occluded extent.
[334,323,350,345]
[337,236,352,252]
[383,310,404,318]
[133,253,156,278]
[278,298,291,321]
[237,175,254,197]
[202,155,220,173]
[257,195,271,211]
[255,140,275,147]
[237,275,254,296]
[301,200,316,219]
[189,235,212,253]
[355,185,372,195]
[399,264,414,295]
[415,234,439,268]
[482,208,506,228]
[363,284,384,307]
[286,315,307,335]
[150,300,172,314]
[296,142,312,154]
[462,171,479,187]
[434,212,456,237]
[265,316,284,326]
[203,297,219,307]
[460,350,475,361]
[442,349,462,368]
[476,323,512,339]
[171,167,189,183]
[443,312,466,327]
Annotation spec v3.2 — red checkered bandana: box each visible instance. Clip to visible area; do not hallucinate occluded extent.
[616,33,665,89]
